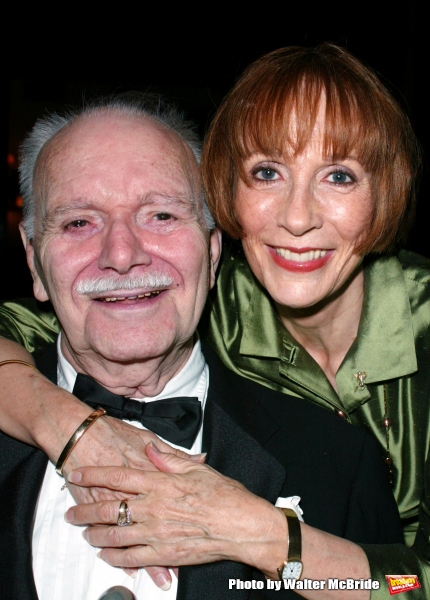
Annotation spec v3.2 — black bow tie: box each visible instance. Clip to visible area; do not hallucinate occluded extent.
[73,373,202,449]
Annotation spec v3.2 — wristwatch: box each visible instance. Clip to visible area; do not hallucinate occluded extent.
[277,508,303,580]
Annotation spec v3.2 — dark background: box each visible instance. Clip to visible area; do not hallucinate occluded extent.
[2,12,427,300]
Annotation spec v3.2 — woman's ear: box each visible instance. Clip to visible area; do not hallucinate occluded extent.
[208,227,222,289]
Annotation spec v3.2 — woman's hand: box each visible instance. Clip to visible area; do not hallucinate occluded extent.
[63,420,205,591]
[65,443,287,578]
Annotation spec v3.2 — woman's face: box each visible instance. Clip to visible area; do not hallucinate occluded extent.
[235,111,374,311]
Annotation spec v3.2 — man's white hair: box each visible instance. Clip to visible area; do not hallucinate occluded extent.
[19,93,215,239]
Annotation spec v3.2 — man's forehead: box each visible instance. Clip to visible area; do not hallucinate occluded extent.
[48,112,194,171]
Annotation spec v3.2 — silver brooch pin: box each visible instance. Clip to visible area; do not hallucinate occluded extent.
[354,371,367,389]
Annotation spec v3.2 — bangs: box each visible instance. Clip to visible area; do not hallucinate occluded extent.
[234,72,392,183]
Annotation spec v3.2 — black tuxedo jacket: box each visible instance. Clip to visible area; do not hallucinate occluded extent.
[0,342,402,600]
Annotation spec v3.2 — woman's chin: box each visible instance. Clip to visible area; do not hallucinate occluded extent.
[274,294,328,315]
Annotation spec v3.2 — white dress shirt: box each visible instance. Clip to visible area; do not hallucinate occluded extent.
[32,336,208,600]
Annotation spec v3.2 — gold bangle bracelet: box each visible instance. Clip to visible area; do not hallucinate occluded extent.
[55,407,107,476]
[0,359,39,372]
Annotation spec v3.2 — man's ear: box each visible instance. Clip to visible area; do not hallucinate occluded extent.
[208,227,222,289]
[19,223,50,302]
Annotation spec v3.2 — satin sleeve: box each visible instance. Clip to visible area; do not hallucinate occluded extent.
[0,299,59,356]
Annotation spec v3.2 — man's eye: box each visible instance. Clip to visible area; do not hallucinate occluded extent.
[326,171,354,184]
[253,168,279,181]
[65,220,88,229]
[154,213,174,221]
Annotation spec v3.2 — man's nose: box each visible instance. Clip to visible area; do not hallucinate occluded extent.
[276,183,322,236]
[98,217,151,273]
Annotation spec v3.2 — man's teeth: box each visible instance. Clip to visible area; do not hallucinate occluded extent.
[102,291,161,302]
[275,249,328,262]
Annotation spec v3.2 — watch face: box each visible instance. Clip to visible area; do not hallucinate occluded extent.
[281,561,303,579]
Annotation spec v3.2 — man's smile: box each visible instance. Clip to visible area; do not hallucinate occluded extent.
[99,290,162,302]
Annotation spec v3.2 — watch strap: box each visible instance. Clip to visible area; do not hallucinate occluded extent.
[283,508,302,560]
[277,507,303,580]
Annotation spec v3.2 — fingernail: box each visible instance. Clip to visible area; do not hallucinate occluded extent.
[64,508,74,523]
[124,568,138,579]
[155,573,171,591]
[190,452,207,461]
[68,470,82,483]
[82,529,88,541]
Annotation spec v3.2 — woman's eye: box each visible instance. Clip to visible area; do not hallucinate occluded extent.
[254,168,279,181]
[327,171,354,184]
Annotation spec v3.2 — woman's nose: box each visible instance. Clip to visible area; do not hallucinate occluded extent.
[276,183,322,236]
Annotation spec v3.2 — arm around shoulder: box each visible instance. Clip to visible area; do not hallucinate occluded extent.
[0,336,93,459]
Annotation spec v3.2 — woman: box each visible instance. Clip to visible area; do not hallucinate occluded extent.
[0,44,429,597]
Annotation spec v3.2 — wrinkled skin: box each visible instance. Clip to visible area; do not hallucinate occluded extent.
[63,418,204,583]
[65,444,286,579]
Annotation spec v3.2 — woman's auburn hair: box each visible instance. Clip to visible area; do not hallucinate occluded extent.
[202,43,421,253]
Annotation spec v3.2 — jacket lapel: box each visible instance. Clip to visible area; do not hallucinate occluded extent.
[177,343,286,600]
[201,341,286,496]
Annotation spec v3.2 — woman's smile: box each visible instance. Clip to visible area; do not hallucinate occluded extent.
[269,246,333,272]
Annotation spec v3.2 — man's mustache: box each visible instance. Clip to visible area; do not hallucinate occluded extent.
[76,273,174,295]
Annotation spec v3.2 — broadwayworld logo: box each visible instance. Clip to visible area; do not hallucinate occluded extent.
[264,578,379,591]
[386,575,421,595]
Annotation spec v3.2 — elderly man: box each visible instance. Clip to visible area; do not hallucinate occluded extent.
[0,97,401,600]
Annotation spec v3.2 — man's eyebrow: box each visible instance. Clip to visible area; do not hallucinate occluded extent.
[45,202,100,216]
[41,202,100,228]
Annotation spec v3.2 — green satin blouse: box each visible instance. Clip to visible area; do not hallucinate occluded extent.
[1,248,430,597]
[206,248,430,540]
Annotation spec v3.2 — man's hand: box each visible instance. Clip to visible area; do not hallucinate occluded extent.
[64,443,286,578]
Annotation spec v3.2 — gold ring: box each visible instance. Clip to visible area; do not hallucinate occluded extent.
[117,500,132,526]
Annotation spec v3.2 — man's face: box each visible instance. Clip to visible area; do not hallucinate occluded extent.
[23,113,220,379]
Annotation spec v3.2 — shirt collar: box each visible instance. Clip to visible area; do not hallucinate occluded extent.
[335,255,417,410]
[239,281,284,359]
[239,275,341,407]
[239,255,417,412]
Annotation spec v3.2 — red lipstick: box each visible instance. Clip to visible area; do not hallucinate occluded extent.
[268,247,333,273]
